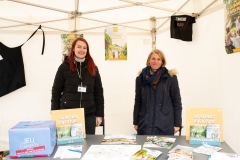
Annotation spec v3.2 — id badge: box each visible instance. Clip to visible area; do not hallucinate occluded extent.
[77,85,87,92]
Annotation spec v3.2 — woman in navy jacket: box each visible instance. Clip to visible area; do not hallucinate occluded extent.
[133,49,182,135]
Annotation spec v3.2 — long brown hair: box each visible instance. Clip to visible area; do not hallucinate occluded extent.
[68,37,96,76]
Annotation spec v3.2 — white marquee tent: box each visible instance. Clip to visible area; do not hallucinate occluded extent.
[1,0,240,154]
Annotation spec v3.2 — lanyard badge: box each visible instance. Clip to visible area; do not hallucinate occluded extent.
[78,85,87,92]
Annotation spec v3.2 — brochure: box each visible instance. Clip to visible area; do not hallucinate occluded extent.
[143,136,176,149]
[168,145,194,160]
[101,134,136,144]
[131,148,162,160]
[193,144,222,155]
[209,152,240,160]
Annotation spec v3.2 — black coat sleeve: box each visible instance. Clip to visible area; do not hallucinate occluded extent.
[170,75,182,127]
[133,76,142,125]
[51,64,65,110]
[94,68,104,117]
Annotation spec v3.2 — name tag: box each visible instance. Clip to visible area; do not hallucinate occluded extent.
[78,85,87,92]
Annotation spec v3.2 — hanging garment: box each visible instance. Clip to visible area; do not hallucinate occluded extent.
[0,25,45,97]
[170,15,196,41]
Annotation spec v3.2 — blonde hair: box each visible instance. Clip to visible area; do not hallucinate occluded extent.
[146,49,167,67]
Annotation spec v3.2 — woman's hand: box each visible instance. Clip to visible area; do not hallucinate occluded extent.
[134,125,138,131]
[174,127,180,134]
[96,117,102,127]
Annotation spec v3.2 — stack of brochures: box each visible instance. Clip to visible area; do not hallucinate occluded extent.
[130,148,162,160]
[208,152,240,160]
[168,145,194,160]
[193,144,222,155]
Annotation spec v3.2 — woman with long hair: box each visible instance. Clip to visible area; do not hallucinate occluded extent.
[51,37,104,134]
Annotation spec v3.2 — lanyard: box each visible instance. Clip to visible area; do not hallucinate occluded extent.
[76,63,82,79]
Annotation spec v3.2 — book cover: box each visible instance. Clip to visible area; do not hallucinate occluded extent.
[101,134,136,144]
[190,125,206,138]
[193,144,222,155]
[206,124,220,138]
[168,145,194,160]
[131,148,162,160]
[143,136,176,149]
[51,108,85,145]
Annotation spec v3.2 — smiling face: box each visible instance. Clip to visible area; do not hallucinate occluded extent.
[149,52,163,71]
[73,40,87,59]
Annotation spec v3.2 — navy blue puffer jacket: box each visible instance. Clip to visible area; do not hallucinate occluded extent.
[133,68,182,135]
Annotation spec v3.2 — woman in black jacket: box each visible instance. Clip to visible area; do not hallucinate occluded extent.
[133,49,182,135]
[51,37,104,134]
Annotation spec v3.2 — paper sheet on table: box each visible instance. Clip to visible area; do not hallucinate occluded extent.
[53,145,82,159]
[60,149,81,159]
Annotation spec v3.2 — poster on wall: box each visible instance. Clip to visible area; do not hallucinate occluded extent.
[104,26,127,60]
[61,34,83,61]
[224,0,240,54]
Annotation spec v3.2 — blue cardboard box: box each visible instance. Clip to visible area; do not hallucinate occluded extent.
[8,120,56,158]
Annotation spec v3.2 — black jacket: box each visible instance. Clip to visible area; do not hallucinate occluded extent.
[51,58,104,117]
[133,68,182,135]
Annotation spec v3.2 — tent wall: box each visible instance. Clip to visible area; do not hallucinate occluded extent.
[1,2,240,154]
[0,31,152,150]
[157,6,240,153]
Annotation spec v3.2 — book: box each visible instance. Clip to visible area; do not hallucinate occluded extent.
[193,144,222,155]
[190,125,206,138]
[168,145,194,160]
[51,108,85,145]
[206,124,220,138]
[130,148,162,160]
[101,134,136,144]
[143,136,176,149]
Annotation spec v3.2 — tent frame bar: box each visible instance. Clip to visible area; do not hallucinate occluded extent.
[9,0,71,14]
[1,0,220,33]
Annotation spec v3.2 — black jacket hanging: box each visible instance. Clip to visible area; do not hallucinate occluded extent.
[0,25,45,97]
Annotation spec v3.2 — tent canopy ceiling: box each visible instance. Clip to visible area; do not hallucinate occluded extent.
[0,0,221,33]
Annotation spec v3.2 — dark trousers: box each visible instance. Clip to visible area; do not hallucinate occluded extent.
[85,113,96,134]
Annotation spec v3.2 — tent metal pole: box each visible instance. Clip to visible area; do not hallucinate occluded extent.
[120,0,190,15]
[80,17,113,25]
[143,4,191,15]
[9,0,71,14]
[38,25,69,32]
[0,17,71,29]
[118,24,150,32]
[143,0,170,4]
[0,24,27,29]
[119,18,151,24]
[199,0,218,16]
[150,17,156,50]
[73,0,79,32]
[82,4,135,14]
[119,0,169,5]
[76,25,112,32]
[0,17,28,24]
[34,18,72,24]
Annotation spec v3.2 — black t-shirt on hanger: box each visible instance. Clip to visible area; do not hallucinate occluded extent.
[170,15,196,41]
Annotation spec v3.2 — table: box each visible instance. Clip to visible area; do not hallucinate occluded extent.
[5,135,235,160]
